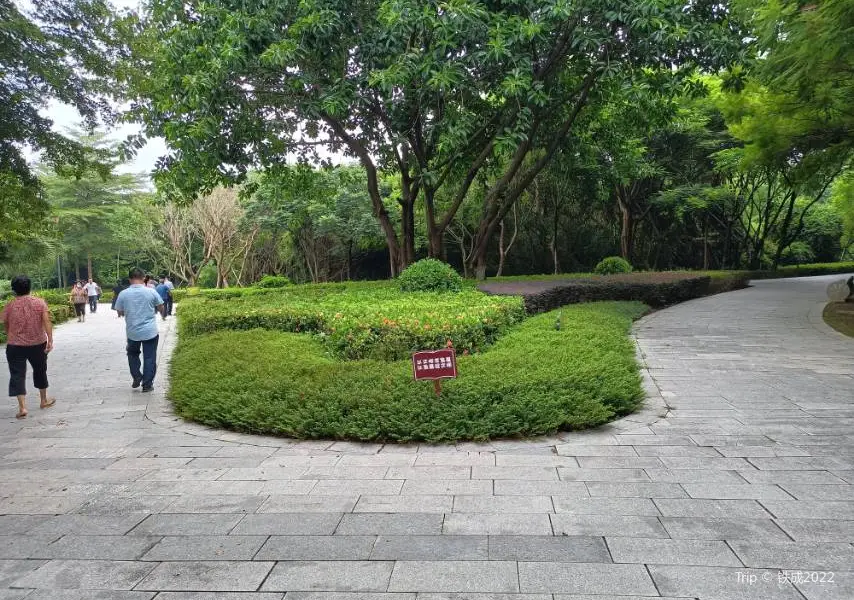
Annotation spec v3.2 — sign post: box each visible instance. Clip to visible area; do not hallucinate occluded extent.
[412,349,458,396]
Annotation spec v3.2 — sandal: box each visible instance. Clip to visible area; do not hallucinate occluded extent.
[40,398,56,410]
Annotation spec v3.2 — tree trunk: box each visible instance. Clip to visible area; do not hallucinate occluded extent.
[87,253,93,280]
[75,262,81,283]
[400,200,416,270]
[618,200,633,263]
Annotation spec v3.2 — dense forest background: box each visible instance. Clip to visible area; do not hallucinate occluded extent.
[1,0,852,287]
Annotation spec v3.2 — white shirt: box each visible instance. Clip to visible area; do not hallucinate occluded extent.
[84,282,100,296]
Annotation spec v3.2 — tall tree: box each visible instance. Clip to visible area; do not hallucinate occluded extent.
[123,0,742,278]
[0,0,116,246]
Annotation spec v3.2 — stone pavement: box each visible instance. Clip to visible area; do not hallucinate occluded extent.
[0,275,852,600]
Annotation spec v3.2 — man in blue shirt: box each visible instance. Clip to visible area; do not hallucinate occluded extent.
[155,278,171,321]
[115,268,164,392]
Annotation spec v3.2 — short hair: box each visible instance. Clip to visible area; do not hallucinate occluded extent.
[129,267,145,280]
[10,275,31,296]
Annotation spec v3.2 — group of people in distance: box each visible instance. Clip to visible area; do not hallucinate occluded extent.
[1,268,173,418]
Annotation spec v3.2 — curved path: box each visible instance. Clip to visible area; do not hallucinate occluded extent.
[0,276,851,599]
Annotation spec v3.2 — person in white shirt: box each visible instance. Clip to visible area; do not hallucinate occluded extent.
[84,279,101,313]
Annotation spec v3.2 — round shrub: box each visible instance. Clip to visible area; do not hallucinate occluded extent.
[257,275,291,288]
[398,258,463,293]
[594,256,633,275]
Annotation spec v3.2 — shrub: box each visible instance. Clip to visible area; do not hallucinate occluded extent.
[398,258,463,293]
[257,275,291,288]
[594,256,633,275]
[179,284,525,360]
[169,301,647,442]
[198,263,218,288]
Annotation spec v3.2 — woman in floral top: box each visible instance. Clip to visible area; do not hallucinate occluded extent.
[1,276,55,418]
[70,281,88,322]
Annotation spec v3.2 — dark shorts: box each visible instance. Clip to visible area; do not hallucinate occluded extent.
[74,303,86,316]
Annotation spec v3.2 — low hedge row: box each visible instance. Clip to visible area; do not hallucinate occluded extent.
[749,262,854,279]
[178,286,526,361]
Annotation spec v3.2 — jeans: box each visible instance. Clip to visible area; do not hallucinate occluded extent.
[126,335,159,387]
[89,295,99,312]
[6,343,48,397]
[165,294,173,316]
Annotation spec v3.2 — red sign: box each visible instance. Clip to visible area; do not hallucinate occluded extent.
[412,349,457,381]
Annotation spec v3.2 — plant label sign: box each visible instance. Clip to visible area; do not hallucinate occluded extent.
[412,349,457,395]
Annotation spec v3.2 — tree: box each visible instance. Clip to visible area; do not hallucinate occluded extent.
[192,188,253,288]
[124,0,742,278]
[0,0,115,246]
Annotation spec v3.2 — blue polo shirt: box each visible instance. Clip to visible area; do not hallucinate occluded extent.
[115,284,164,341]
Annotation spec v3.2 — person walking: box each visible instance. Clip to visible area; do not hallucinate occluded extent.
[1,276,55,418]
[111,281,125,315]
[115,268,164,392]
[163,276,175,316]
[155,278,171,320]
[70,282,88,322]
[84,278,101,313]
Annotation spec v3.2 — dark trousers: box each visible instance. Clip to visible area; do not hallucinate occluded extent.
[127,335,159,387]
[74,303,86,317]
[89,295,99,312]
[6,343,48,397]
[165,295,173,316]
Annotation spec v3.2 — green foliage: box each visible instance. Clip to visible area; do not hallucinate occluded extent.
[398,259,463,293]
[594,257,633,275]
[779,242,815,266]
[197,263,218,289]
[170,302,647,442]
[257,275,291,288]
[0,298,74,344]
[178,282,524,361]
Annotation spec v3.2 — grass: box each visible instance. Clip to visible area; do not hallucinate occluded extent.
[170,301,648,442]
[824,302,854,338]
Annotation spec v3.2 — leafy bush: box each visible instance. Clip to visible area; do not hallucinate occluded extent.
[0,280,10,301]
[0,299,74,344]
[398,258,463,293]
[198,263,218,288]
[257,275,291,288]
[779,241,815,266]
[179,284,525,360]
[594,256,633,275]
[749,261,854,279]
[169,302,647,442]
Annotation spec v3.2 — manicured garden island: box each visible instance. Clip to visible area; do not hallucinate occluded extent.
[167,259,780,443]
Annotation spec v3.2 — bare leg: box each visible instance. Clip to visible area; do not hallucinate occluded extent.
[39,389,55,409]
[16,395,27,418]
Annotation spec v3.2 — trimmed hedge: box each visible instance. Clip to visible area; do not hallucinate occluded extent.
[170,302,648,442]
[399,259,463,292]
[257,275,291,288]
[749,262,854,279]
[178,285,525,361]
[594,256,632,275]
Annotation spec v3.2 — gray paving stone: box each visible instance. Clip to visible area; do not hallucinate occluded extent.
[780,484,854,501]
[142,535,267,560]
[136,561,275,591]
[262,561,394,592]
[653,498,772,518]
[305,467,390,480]
[738,470,846,485]
[682,483,793,500]
[644,468,746,483]
[401,481,493,496]
[152,594,283,600]
[0,496,85,514]
[336,514,443,536]
[0,515,49,535]
[38,534,160,560]
[606,537,741,566]
[131,514,245,536]
[551,497,660,516]
[634,444,722,457]
[257,496,357,513]
[232,514,343,536]
[554,445,638,457]
[442,514,552,536]
[556,468,650,482]
[452,496,552,513]
[517,562,657,595]
[573,457,663,469]
[493,455,578,466]
[370,535,487,560]
[16,514,145,537]
[311,481,404,495]
[255,535,375,561]
[0,558,45,587]
[74,495,180,515]
[279,594,404,600]
[660,517,791,541]
[491,481,588,496]
[10,559,156,590]
[550,514,668,538]
[164,495,268,513]
[418,594,549,600]
[648,564,805,599]
[355,496,452,513]
[585,482,688,498]
[386,467,470,480]
[775,519,854,542]
[20,592,155,600]
[387,561,518,593]
[488,535,610,562]
[471,467,557,480]
[729,540,854,570]
[795,570,854,600]
[0,535,55,559]
[759,500,854,519]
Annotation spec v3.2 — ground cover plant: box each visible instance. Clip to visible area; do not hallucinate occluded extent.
[824,302,854,338]
[178,282,525,361]
[171,301,647,442]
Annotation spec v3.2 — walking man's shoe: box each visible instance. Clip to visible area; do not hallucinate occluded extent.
[132,376,142,389]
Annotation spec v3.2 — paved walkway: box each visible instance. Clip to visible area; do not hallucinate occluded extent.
[0,275,852,600]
